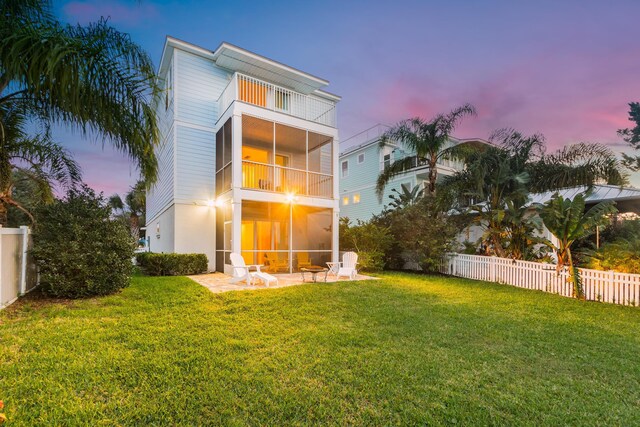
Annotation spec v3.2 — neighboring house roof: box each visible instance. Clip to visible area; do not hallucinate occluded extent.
[529,185,640,213]
[158,36,340,101]
[339,123,490,157]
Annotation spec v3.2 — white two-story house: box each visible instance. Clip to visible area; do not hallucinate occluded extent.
[339,124,488,222]
[147,37,340,273]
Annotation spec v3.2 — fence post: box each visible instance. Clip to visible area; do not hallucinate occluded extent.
[19,225,29,295]
[490,256,496,282]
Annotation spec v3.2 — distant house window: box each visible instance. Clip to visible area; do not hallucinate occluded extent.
[353,193,361,204]
[342,196,349,206]
[357,153,365,164]
[341,160,349,178]
[383,153,391,169]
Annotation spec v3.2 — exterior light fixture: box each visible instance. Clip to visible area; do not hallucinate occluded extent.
[215,198,226,208]
[207,199,215,207]
[286,192,296,203]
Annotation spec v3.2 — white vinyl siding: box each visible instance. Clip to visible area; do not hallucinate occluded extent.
[175,125,215,203]
[147,126,175,222]
[175,50,231,127]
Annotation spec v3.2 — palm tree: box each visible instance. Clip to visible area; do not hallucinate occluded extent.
[0,103,80,225]
[538,193,617,299]
[528,143,627,192]
[376,104,476,198]
[108,179,146,238]
[0,1,160,195]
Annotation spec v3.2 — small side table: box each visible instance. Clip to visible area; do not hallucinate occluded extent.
[300,266,329,283]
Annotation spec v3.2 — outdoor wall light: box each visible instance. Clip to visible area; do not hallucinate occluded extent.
[286,192,297,203]
[207,199,215,207]
[214,198,226,208]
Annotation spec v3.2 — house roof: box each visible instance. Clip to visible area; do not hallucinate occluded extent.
[339,124,490,157]
[158,37,339,100]
[529,185,640,213]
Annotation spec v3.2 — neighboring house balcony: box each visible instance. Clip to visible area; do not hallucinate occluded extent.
[218,73,337,128]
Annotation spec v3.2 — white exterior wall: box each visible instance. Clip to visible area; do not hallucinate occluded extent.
[174,204,215,271]
[148,205,176,254]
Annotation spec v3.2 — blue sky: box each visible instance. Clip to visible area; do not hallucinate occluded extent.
[53,0,640,194]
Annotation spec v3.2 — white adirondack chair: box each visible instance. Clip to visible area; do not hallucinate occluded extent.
[335,251,358,280]
[230,253,278,286]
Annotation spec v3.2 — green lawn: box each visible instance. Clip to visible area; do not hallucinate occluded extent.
[1,273,639,426]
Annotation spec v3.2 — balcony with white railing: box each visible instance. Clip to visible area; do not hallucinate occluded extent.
[218,73,337,127]
[242,161,333,199]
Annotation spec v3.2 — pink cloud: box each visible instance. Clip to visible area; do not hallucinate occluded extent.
[63,1,159,26]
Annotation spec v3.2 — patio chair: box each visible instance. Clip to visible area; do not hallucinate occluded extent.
[230,253,278,286]
[297,252,312,269]
[328,252,358,280]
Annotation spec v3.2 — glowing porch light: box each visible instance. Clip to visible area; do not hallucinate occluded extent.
[286,192,297,203]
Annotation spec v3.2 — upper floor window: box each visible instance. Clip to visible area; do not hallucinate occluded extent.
[342,196,349,206]
[357,153,365,164]
[353,193,361,204]
[380,146,392,171]
[341,160,349,178]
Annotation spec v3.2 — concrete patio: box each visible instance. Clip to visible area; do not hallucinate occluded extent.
[188,271,378,293]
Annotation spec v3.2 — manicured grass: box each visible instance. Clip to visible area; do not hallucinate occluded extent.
[1,272,640,425]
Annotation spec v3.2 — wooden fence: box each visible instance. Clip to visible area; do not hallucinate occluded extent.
[1,226,37,309]
[440,253,640,306]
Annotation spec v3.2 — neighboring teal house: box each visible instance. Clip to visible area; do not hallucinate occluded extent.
[339,124,488,223]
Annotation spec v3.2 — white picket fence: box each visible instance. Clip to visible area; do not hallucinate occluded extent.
[440,253,640,306]
[1,226,37,309]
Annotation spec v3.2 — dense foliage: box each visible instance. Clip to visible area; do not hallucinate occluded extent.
[31,187,135,298]
[339,218,393,271]
[538,193,617,298]
[375,196,461,271]
[136,253,208,276]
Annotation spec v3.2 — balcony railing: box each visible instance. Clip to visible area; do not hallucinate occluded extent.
[218,73,337,127]
[242,161,333,198]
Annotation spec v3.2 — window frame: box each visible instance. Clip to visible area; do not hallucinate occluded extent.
[357,153,365,164]
[341,160,349,178]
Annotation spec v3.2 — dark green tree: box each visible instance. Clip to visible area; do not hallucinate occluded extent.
[618,102,640,170]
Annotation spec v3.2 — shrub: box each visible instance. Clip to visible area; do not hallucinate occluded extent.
[31,187,135,298]
[585,239,640,274]
[339,218,392,271]
[136,253,208,276]
[375,197,459,272]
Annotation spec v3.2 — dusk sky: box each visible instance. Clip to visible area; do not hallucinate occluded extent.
[53,0,640,194]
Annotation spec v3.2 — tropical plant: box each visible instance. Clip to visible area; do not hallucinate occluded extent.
[0,0,160,223]
[31,186,135,298]
[386,183,424,210]
[528,142,627,192]
[442,129,627,258]
[376,104,476,198]
[538,193,617,299]
[442,129,542,257]
[0,104,81,225]
[618,101,640,171]
[108,179,146,238]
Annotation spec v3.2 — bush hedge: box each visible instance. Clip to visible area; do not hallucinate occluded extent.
[137,253,208,276]
[31,187,135,298]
